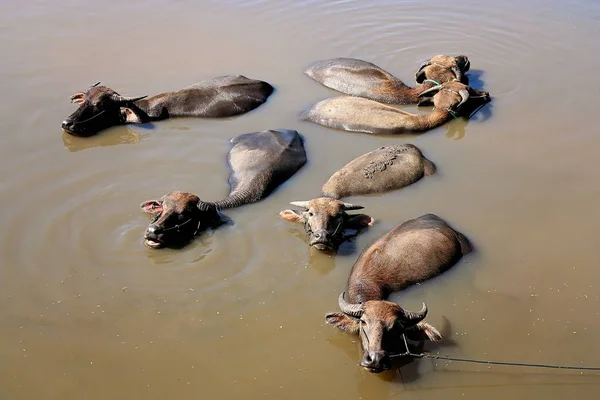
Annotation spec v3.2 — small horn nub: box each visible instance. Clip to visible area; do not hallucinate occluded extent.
[338,292,364,317]
[341,202,364,211]
[451,66,463,82]
[290,201,311,210]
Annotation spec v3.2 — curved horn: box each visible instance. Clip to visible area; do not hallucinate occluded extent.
[110,93,148,104]
[455,88,470,110]
[450,66,463,82]
[398,302,428,325]
[415,60,431,83]
[289,201,311,209]
[338,292,363,317]
[341,202,364,211]
[91,82,101,88]
[417,85,443,98]
[416,60,431,74]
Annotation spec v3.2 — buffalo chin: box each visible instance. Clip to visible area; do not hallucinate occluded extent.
[144,239,164,249]
[363,366,387,373]
[312,243,335,252]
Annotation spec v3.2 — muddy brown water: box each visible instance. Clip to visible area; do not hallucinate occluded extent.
[1,0,600,398]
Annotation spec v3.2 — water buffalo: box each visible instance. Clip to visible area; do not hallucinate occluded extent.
[301,81,490,135]
[62,75,274,136]
[141,129,307,248]
[280,144,435,251]
[325,214,472,373]
[304,55,470,105]
[279,197,374,251]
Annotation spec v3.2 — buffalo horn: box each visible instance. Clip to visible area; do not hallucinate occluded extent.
[455,88,470,110]
[91,82,101,88]
[450,66,463,82]
[341,202,364,211]
[290,201,311,209]
[417,85,443,98]
[110,93,148,104]
[415,60,431,83]
[398,302,428,325]
[338,292,363,317]
[415,60,430,74]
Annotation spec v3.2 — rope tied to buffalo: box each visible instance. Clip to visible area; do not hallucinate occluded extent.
[388,334,600,371]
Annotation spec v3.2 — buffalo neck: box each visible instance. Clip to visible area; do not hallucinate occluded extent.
[347,280,384,303]
[379,80,438,105]
[209,188,258,211]
[131,93,174,120]
[395,108,451,132]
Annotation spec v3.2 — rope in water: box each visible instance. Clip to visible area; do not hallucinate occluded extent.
[393,352,600,371]
[389,334,600,371]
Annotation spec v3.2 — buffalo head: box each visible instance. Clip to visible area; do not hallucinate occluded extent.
[417,81,490,117]
[415,55,471,84]
[326,293,441,373]
[279,197,373,251]
[140,191,217,249]
[62,82,147,136]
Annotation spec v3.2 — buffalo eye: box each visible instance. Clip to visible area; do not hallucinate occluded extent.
[308,211,314,217]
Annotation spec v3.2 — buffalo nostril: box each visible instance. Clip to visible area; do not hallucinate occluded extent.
[147,224,162,235]
[314,232,322,239]
[61,120,72,129]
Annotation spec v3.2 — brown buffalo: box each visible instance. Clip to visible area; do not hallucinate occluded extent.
[280,144,435,251]
[279,198,373,251]
[62,75,274,136]
[304,55,470,105]
[325,214,472,372]
[301,81,490,135]
[142,129,307,249]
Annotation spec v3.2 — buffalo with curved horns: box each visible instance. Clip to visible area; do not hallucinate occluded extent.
[304,55,470,105]
[301,81,490,135]
[62,75,274,136]
[325,214,472,373]
[141,129,306,249]
[280,144,435,251]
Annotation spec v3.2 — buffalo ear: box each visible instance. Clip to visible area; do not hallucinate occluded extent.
[122,107,143,124]
[345,214,374,229]
[415,69,426,84]
[70,93,85,104]
[140,200,163,215]
[325,312,360,334]
[279,209,305,224]
[404,322,443,342]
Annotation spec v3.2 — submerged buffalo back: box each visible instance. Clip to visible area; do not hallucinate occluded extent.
[305,58,410,104]
[322,144,436,198]
[213,129,307,209]
[139,75,274,119]
[347,214,471,302]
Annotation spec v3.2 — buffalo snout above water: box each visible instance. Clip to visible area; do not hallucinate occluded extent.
[62,75,274,136]
[142,129,307,249]
[279,197,374,251]
[140,191,219,249]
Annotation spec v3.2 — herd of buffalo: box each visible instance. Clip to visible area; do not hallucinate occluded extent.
[61,54,491,373]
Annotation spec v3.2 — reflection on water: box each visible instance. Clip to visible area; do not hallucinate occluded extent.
[1,0,600,398]
[62,126,144,152]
